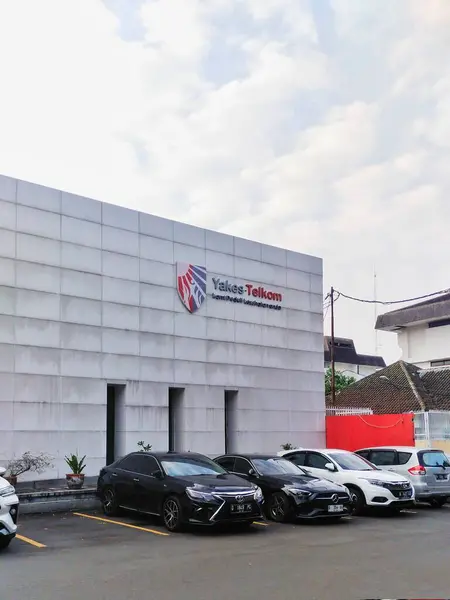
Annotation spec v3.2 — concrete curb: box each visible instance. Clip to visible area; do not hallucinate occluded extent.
[18,488,101,515]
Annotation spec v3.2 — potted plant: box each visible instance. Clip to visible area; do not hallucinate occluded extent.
[5,452,53,486]
[65,453,86,490]
[280,443,295,451]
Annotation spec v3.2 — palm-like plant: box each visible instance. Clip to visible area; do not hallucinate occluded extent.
[65,453,86,475]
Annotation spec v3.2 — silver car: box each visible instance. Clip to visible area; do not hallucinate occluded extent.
[355,446,450,507]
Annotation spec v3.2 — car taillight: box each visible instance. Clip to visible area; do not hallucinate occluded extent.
[408,465,426,476]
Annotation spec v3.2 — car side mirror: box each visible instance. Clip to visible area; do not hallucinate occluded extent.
[151,470,163,479]
[325,462,336,472]
[0,467,5,477]
[248,468,258,477]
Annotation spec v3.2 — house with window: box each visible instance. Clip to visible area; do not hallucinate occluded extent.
[375,292,450,368]
[324,336,385,380]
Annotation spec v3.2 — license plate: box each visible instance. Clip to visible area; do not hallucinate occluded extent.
[230,503,252,514]
[436,474,447,480]
[328,504,344,513]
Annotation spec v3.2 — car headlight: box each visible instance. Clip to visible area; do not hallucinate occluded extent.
[186,487,216,502]
[285,487,312,501]
[364,479,388,488]
[0,485,16,497]
[253,486,263,502]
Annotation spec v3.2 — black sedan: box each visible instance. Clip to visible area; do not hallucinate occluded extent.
[214,454,353,522]
[97,451,264,532]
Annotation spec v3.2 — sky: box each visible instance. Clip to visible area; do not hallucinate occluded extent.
[0,0,449,365]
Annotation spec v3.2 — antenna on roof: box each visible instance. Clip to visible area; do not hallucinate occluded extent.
[374,266,379,355]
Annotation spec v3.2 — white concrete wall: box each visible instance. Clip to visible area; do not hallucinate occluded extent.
[0,174,325,479]
[397,324,450,367]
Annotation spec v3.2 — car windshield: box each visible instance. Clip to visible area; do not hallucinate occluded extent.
[253,458,307,476]
[161,456,227,477]
[329,452,378,471]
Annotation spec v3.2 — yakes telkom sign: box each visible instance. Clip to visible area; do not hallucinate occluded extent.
[176,262,283,314]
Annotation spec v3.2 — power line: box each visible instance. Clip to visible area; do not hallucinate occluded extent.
[334,287,450,306]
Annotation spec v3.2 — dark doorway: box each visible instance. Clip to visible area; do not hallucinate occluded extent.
[224,390,238,454]
[106,384,125,465]
[168,388,184,451]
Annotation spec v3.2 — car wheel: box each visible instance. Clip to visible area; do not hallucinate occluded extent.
[162,496,184,532]
[0,537,11,550]
[102,487,119,517]
[429,498,447,508]
[348,487,366,515]
[268,492,293,523]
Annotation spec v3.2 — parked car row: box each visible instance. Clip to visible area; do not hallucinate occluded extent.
[97,445,450,532]
[2,445,448,548]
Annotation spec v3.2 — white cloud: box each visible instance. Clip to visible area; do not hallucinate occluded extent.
[0,0,449,364]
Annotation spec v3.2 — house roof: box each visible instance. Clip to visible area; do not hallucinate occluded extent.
[375,292,450,331]
[323,336,386,368]
[326,360,450,414]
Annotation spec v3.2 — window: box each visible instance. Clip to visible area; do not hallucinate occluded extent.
[216,456,235,472]
[328,452,377,471]
[369,450,396,466]
[398,452,412,465]
[161,456,226,477]
[287,451,307,466]
[419,451,450,468]
[118,454,158,474]
[306,453,330,470]
[356,450,370,459]
[253,458,304,476]
[431,359,450,367]
[234,457,252,476]
[428,319,450,329]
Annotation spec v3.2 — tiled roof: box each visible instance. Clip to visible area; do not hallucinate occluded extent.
[376,292,450,331]
[419,367,450,411]
[326,360,450,414]
[323,336,386,368]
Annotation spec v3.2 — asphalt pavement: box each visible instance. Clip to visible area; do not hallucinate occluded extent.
[1,505,449,600]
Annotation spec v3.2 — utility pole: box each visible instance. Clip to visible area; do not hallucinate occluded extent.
[330,286,336,406]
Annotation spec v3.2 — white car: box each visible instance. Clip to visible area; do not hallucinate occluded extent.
[0,467,19,550]
[279,448,415,514]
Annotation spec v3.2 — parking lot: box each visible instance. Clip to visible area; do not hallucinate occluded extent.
[1,505,449,600]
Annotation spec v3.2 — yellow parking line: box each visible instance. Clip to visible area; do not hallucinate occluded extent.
[16,534,46,548]
[253,521,269,526]
[73,512,169,536]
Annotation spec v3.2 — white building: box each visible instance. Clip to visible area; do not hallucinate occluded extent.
[376,292,450,368]
[324,336,385,380]
[0,174,325,480]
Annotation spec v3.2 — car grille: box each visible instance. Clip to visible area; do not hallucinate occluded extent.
[315,493,351,503]
[383,481,411,491]
[213,490,255,501]
[210,490,260,522]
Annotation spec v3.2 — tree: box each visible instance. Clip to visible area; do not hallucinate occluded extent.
[325,368,356,395]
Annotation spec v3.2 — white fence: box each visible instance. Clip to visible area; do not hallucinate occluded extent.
[326,407,373,416]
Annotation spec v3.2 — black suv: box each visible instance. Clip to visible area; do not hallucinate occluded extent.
[97,452,264,532]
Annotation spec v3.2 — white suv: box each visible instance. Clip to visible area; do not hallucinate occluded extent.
[355,446,450,507]
[0,467,19,550]
[279,448,415,514]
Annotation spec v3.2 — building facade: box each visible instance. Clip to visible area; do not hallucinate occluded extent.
[376,293,450,368]
[324,336,385,380]
[0,175,324,479]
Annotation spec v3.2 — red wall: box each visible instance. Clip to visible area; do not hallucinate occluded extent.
[326,413,415,451]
